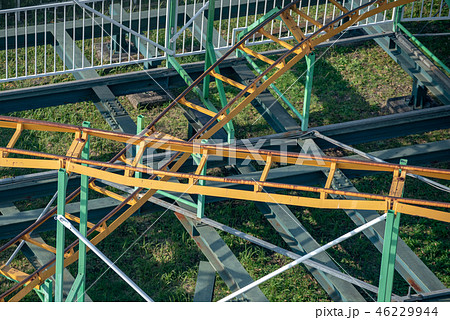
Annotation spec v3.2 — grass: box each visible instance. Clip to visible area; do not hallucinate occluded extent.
[0,13,449,302]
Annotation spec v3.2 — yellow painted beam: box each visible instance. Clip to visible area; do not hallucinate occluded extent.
[210,69,257,93]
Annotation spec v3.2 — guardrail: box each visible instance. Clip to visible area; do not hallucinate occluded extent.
[0,0,448,83]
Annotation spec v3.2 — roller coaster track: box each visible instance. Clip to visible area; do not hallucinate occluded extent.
[1,0,444,302]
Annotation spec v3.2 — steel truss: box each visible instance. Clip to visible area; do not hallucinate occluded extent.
[1,0,448,302]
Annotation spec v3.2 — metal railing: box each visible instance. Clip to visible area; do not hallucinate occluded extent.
[401,0,449,21]
[0,0,448,83]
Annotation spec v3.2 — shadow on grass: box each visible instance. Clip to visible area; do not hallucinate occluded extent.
[287,52,376,127]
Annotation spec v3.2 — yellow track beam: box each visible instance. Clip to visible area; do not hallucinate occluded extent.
[209,69,257,93]
[178,98,226,120]
[238,45,286,69]
[281,11,307,42]
[259,29,295,50]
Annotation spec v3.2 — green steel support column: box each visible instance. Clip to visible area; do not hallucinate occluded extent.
[205,42,235,143]
[135,115,144,215]
[393,5,404,32]
[76,121,90,302]
[196,162,206,219]
[41,279,53,302]
[301,52,315,131]
[378,209,402,302]
[36,279,53,302]
[55,168,68,302]
[397,22,450,75]
[378,159,407,302]
[165,0,178,69]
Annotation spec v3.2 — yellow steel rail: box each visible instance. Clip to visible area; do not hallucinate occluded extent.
[0,142,448,220]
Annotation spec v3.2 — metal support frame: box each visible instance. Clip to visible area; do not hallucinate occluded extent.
[350,1,450,106]
[75,120,90,302]
[0,0,446,303]
[302,52,315,131]
[192,143,207,219]
[378,158,408,302]
[378,210,402,302]
[38,279,53,302]
[56,215,154,302]
[54,168,68,302]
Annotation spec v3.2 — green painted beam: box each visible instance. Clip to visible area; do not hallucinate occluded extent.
[76,121,90,302]
[66,273,85,303]
[378,210,402,302]
[301,52,315,131]
[55,168,68,302]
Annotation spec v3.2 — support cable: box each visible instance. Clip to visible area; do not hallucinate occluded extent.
[100,179,400,300]
[5,190,59,266]
[170,1,209,43]
[218,213,388,302]
[311,130,450,193]
[55,215,154,302]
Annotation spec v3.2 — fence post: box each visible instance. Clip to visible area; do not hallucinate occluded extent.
[165,0,178,68]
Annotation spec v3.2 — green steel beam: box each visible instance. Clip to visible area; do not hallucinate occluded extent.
[193,261,216,302]
[75,121,90,302]
[392,5,404,33]
[397,23,450,75]
[205,42,235,143]
[40,279,53,302]
[55,168,68,302]
[201,0,235,142]
[378,159,408,302]
[135,115,144,215]
[302,52,315,131]
[192,142,207,219]
[378,210,402,302]
[66,273,85,302]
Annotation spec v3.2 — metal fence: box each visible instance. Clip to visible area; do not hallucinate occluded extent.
[0,0,448,83]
